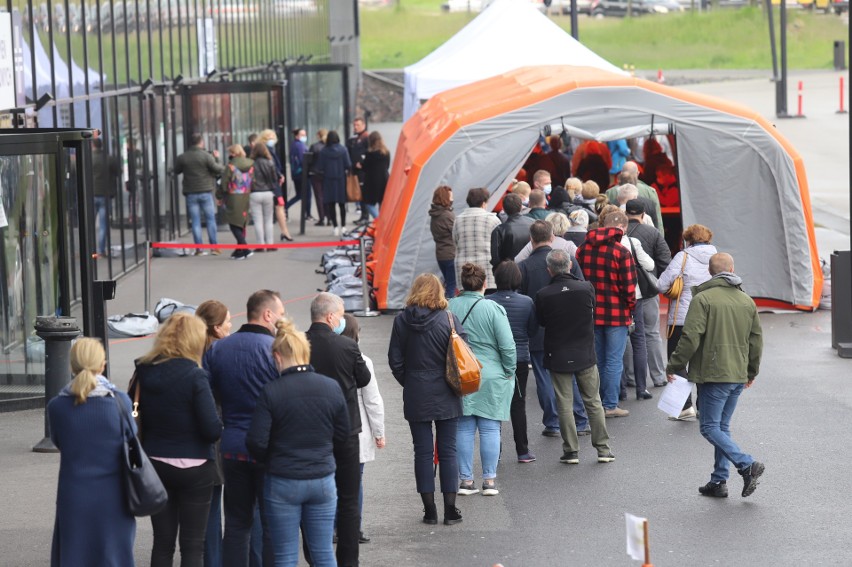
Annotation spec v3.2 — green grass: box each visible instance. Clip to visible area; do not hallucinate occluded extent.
[361,3,848,70]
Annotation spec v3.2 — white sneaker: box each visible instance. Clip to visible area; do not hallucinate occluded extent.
[338,225,346,235]
[668,407,697,421]
[481,481,499,496]
[333,226,341,236]
[458,482,479,495]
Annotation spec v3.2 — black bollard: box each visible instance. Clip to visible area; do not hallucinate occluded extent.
[32,316,81,453]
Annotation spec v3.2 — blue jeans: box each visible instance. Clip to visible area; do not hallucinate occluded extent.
[94,196,109,255]
[186,192,218,244]
[363,203,379,219]
[594,325,630,410]
[437,259,457,298]
[457,415,501,481]
[697,383,754,483]
[530,351,560,430]
[264,473,337,567]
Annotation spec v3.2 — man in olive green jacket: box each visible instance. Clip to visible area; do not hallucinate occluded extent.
[667,252,764,499]
[175,133,224,254]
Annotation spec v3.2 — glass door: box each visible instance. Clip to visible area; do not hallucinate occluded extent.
[181,81,286,160]
[286,64,349,142]
[0,130,96,410]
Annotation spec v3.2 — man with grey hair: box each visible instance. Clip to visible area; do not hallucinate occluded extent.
[306,292,371,567]
[535,249,613,464]
[606,162,664,234]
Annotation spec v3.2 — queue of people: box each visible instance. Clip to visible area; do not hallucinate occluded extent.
[415,155,763,510]
[173,119,390,257]
[48,289,385,567]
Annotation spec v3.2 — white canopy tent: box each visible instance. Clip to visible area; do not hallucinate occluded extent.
[402,0,626,121]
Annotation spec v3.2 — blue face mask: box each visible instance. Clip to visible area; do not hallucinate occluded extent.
[266,140,275,148]
[333,315,346,335]
[299,136,308,144]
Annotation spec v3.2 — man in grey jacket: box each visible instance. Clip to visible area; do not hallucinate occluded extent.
[175,133,225,255]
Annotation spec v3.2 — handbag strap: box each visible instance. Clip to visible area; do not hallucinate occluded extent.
[677,251,689,276]
[666,252,690,339]
[447,310,456,334]
[128,368,141,419]
[461,297,485,326]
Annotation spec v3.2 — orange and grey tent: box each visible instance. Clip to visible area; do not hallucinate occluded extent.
[373,65,822,311]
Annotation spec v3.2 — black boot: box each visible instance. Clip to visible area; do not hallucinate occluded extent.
[442,492,462,525]
[421,492,438,525]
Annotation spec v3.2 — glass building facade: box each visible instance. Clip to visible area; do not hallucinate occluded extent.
[0,0,355,409]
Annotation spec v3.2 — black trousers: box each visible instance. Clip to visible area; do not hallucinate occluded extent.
[408,418,459,494]
[222,460,272,567]
[667,325,693,410]
[325,202,347,228]
[229,225,248,258]
[509,362,530,456]
[150,459,215,567]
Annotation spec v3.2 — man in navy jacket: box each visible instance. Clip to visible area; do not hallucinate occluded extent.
[206,289,284,567]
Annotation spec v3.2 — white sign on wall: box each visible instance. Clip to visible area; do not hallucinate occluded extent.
[196,18,217,76]
[0,13,15,111]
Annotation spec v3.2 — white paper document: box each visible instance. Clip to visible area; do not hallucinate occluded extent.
[657,375,692,418]
[625,512,646,561]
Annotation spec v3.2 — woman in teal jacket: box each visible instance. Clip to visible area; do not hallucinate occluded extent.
[448,263,516,496]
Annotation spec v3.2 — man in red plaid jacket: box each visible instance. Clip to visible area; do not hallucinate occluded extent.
[575,211,637,418]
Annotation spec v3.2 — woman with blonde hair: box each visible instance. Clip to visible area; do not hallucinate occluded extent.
[250,142,283,248]
[247,318,349,567]
[388,273,465,526]
[131,312,222,567]
[256,129,293,242]
[48,338,136,566]
[513,211,577,263]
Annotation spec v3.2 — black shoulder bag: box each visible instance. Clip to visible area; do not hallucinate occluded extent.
[113,395,168,517]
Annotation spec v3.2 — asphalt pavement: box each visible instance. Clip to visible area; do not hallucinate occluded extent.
[1,70,850,566]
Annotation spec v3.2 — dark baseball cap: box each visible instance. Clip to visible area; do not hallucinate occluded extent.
[625,199,645,215]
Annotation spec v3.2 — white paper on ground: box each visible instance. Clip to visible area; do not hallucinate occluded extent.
[625,512,646,561]
[657,375,691,418]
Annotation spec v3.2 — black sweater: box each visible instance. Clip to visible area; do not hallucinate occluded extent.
[132,358,222,460]
[246,365,350,479]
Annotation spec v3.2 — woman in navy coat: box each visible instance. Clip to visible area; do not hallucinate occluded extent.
[315,130,352,235]
[48,337,136,566]
[388,273,465,527]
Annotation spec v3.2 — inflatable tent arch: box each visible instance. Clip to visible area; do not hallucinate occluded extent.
[374,65,822,311]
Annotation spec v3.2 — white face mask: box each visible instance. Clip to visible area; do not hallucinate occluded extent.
[522,199,530,207]
[299,136,307,144]
[543,184,552,195]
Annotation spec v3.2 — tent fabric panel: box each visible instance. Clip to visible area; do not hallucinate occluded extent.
[402,0,625,120]
[377,65,820,311]
[676,122,811,306]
